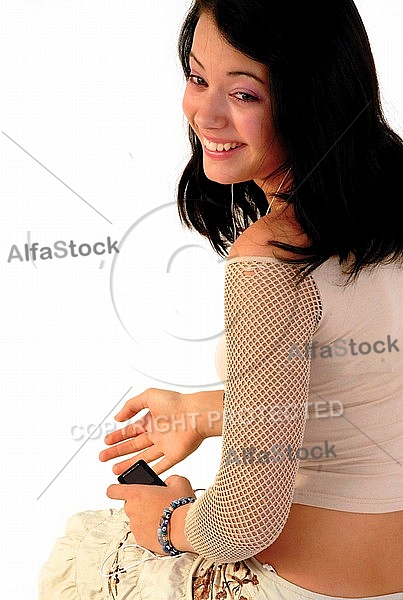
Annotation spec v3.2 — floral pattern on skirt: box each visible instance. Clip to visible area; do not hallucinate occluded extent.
[192,560,260,599]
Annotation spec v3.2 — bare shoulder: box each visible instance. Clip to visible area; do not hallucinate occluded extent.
[228,203,309,260]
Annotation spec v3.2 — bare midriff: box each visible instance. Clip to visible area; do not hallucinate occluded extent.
[254,503,403,597]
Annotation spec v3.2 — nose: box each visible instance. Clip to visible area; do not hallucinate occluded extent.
[194,90,228,131]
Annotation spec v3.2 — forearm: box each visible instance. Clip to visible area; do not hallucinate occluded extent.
[186,389,224,438]
[169,503,196,553]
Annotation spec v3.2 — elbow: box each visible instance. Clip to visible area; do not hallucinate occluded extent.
[185,513,287,564]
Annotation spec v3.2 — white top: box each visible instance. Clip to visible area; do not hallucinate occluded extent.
[185,256,403,563]
[215,256,403,512]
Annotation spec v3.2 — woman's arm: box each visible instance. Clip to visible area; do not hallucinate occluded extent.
[183,256,322,562]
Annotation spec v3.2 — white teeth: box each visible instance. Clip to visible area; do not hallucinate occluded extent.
[203,137,241,152]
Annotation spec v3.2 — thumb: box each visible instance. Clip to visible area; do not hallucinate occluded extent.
[165,474,194,494]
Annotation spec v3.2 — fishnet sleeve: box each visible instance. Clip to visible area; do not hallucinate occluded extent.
[185,257,322,563]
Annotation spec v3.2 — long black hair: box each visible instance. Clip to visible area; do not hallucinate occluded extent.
[177,0,403,277]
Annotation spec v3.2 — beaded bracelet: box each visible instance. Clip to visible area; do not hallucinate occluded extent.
[157,496,196,556]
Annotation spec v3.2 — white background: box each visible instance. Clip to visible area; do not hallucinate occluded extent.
[1,1,402,597]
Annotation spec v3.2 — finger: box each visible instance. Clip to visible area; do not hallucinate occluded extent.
[99,432,152,462]
[104,417,149,446]
[112,449,165,475]
[165,474,193,488]
[114,389,155,422]
[147,456,174,476]
[111,456,142,475]
[107,484,129,500]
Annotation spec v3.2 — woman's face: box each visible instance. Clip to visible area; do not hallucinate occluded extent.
[182,12,286,191]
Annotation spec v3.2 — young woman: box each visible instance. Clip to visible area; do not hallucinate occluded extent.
[39,1,403,598]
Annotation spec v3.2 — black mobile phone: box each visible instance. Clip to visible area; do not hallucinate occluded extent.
[117,459,166,486]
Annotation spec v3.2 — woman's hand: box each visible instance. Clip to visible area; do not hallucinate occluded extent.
[99,388,224,475]
[107,474,196,554]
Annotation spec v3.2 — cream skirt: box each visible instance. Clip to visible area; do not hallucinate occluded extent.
[38,508,403,600]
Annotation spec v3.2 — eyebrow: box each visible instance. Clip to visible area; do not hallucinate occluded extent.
[189,52,266,85]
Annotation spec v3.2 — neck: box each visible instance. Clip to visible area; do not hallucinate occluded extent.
[255,167,292,213]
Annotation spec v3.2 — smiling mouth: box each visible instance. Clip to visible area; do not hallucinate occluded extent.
[203,137,243,152]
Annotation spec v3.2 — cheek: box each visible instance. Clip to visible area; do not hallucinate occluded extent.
[182,90,193,123]
[257,112,275,141]
[236,108,271,145]
[253,116,280,156]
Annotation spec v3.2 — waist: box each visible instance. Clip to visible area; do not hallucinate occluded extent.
[254,503,403,597]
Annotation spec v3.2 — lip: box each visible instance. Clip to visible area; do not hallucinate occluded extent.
[203,144,244,160]
[202,134,242,144]
[201,135,245,159]
[202,134,243,148]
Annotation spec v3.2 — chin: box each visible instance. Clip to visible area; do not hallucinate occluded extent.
[203,167,248,186]
[205,174,233,185]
